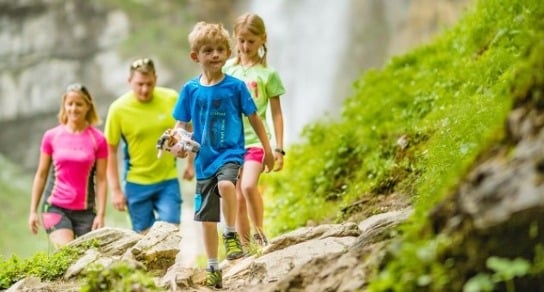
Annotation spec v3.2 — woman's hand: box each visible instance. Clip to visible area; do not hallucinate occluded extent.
[92,214,105,230]
[28,211,40,234]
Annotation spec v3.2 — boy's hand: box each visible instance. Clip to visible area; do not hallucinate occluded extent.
[156,128,198,158]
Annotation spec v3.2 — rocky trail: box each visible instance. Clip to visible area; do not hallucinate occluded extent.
[6,204,412,291]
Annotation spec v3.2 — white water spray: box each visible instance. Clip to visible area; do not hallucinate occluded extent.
[249,0,352,145]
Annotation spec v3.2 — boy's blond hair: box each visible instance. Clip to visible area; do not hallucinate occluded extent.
[188,21,231,52]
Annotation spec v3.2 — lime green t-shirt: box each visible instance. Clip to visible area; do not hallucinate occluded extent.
[104,87,178,184]
[223,60,286,147]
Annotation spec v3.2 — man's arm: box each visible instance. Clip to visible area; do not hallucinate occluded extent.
[107,143,126,211]
[28,152,51,234]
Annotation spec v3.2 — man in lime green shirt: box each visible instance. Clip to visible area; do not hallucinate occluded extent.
[105,58,193,233]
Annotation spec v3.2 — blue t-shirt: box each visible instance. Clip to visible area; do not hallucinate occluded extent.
[173,74,257,179]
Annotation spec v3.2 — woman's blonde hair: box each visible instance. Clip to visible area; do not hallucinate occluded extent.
[232,13,268,67]
[188,21,231,53]
[58,83,101,125]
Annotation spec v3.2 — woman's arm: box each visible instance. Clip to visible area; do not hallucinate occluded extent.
[93,158,107,230]
[28,152,51,234]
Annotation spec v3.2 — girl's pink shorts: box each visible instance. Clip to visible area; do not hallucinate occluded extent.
[244,147,264,163]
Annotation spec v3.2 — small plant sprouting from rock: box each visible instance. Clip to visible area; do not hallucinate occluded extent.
[80,262,159,292]
[0,245,81,289]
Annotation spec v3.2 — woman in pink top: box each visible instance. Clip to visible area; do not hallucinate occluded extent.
[28,83,108,248]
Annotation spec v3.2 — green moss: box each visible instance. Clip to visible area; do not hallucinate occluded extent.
[0,245,82,289]
[80,262,159,292]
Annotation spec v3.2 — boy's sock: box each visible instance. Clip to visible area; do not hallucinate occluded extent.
[207,258,219,270]
[223,225,236,235]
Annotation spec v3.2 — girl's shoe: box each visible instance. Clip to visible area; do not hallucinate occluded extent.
[253,233,269,247]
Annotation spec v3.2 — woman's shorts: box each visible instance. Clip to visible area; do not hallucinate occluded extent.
[41,203,95,236]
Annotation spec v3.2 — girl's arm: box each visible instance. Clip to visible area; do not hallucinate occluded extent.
[269,96,285,171]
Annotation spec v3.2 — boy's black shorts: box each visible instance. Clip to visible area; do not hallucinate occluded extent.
[194,162,241,222]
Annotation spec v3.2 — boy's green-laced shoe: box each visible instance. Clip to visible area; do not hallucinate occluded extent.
[223,232,244,260]
[206,267,222,289]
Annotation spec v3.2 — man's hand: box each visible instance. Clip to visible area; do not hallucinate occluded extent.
[111,189,127,211]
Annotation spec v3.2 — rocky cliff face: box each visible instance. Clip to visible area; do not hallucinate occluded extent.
[0,0,129,120]
[0,0,238,171]
[0,0,470,172]
[0,0,130,170]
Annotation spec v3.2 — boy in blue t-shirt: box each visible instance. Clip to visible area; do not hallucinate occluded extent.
[172,21,274,289]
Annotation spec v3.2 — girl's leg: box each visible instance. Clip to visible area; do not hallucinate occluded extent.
[236,172,251,244]
[241,161,265,236]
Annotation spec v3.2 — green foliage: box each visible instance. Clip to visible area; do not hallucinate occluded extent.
[368,234,454,292]
[0,154,50,258]
[366,0,544,290]
[464,257,532,292]
[531,244,544,274]
[465,245,544,292]
[80,262,159,292]
[260,0,544,289]
[266,0,539,233]
[262,121,350,236]
[0,246,81,289]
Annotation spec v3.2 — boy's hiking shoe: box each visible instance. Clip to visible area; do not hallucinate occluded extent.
[223,232,244,260]
[253,233,269,247]
[206,267,222,289]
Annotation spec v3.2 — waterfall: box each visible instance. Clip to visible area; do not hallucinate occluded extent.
[248,0,352,146]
